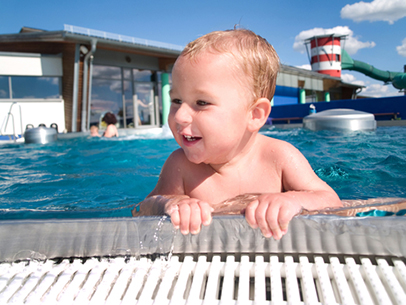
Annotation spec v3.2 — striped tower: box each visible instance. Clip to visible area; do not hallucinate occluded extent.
[307,34,345,77]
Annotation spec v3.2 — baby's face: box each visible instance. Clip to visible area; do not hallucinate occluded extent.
[169,52,254,165]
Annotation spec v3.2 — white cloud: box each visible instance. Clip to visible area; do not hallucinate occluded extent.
[397,38,406,57]
[296,64,311,70]
[342,73,403,97]
[360,84,391,97]
[293,26,375,55]
[341,0,406,24]
[341,73,357,83]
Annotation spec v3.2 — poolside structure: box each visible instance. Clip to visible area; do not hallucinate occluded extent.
[0,216,405,304]
[305,34,406,92]
[0,25,363,140]
[0,25,182,137]
[303,108,377,131]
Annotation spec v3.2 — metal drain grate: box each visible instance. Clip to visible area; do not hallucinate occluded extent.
[1,254,406,304]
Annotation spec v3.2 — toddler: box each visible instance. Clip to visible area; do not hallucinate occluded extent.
[132,29,342,239]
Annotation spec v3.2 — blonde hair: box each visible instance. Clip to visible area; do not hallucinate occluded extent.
[181,29,280,102]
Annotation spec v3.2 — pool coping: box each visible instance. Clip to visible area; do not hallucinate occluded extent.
[0,215,405,262]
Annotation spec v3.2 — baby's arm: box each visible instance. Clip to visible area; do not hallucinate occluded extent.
[131,149,213,234]
[245,142,341,240]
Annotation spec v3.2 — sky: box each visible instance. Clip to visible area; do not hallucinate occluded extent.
[1,0,406,98]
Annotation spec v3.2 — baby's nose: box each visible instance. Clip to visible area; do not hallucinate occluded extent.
[174,104,193,125]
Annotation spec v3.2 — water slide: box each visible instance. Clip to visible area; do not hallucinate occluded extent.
[341,49,406,90]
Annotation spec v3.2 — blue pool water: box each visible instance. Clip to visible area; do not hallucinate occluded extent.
[1,126,406,220]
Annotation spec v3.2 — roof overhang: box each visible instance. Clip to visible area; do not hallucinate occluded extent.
[0,29,182,58]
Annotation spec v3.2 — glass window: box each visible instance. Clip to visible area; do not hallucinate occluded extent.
[133,69,153,82]
[11,76,61,99]
[0,76,10,99]
[92,66,121,79]
[90,78,124,128]
[135,83,154,126]
[123,80,134,128]
[123,68,131,80]
[90,65,125,128]
[90,65,158,129]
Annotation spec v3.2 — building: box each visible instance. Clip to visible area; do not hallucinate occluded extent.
[0,25,181,136]
[0,25,363,137]
[275,64,362,106]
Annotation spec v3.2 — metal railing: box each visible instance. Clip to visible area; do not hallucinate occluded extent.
[64,24,184,52]
[1,102,23,142]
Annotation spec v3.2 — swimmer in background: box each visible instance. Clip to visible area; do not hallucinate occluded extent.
[102,112,119,138]
[132,29,342,239]
[90,125,101,137]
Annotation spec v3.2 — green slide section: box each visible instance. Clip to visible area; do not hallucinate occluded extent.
[341,49,406,90]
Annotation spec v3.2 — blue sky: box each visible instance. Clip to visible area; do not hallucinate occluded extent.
[1,0,406,97]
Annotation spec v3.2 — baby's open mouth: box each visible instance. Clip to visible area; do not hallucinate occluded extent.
[184,135,201,142]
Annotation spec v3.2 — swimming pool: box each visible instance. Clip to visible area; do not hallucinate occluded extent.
[1,126,405,220]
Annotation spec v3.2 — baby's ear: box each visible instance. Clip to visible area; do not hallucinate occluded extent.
[248,98,271,132]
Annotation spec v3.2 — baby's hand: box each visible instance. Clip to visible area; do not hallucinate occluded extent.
[165,197,213,235]
[245,193,303,240]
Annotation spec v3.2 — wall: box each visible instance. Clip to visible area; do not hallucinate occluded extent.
[269,95,406,121]
[0,53,62,76]
[1,100,66,136]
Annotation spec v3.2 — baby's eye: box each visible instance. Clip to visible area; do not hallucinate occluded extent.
[196,100,210,106]
[171,99,182,105]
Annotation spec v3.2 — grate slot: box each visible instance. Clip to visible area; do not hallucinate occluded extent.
[186,255,208,303]
[155,256,180,302]
[25,259,70,303]
[237,255,250,302]
[361,257,393,305]
[299,255,319,303]
[377,258,406,305]
[392,259,406,292]
[171,255,195,302]
[121,257,151,302]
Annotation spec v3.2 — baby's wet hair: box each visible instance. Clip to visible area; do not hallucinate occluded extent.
[181,29,280,102]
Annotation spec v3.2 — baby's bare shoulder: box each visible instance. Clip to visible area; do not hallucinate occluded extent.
[164,148,207,173]
[163,148,189,169]
[259,135,298,155]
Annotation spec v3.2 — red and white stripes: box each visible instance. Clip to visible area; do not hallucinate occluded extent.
[309,35,343,77]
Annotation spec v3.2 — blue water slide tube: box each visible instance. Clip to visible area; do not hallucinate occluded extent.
[341,49,406,90]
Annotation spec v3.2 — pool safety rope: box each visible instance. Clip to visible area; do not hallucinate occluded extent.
[0,254,405,305]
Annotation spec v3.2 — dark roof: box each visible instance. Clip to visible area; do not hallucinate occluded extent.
[0,25,182,57]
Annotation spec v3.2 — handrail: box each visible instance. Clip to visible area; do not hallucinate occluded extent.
[1,102,23,142]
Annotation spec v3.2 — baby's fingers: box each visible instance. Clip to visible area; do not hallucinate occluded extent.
[169,208,180,230]
[200,201,214,226]
[189,201,203,234]
[266,206,283,240]
[245,200,260,229]
[277,203,301,236]
[178,203,192,235]
[278,206,293,233]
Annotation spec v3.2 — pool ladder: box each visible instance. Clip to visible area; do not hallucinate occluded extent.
[1,102,23,142]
